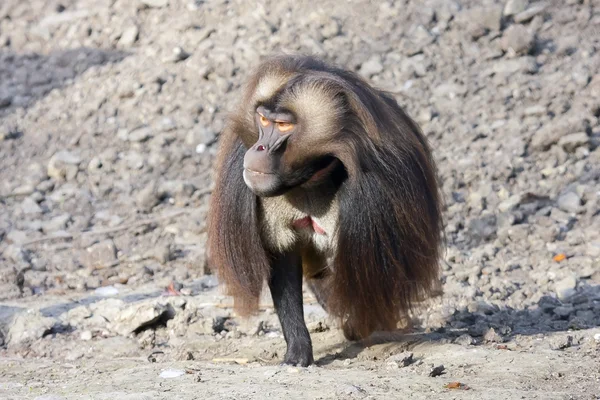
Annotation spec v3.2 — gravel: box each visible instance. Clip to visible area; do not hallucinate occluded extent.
[0,0,599,397]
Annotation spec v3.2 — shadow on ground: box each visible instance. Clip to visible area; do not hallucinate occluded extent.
[0,47,129,119]
[316,282,600,366]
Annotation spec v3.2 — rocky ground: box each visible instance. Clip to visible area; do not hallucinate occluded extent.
[1,0,600,398]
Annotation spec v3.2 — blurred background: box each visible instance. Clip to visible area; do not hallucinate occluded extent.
[0,0,599,396]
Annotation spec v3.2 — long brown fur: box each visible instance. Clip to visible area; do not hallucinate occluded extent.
[207,54,443,340]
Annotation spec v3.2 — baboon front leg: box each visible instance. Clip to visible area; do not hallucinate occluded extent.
[269,252,314,367]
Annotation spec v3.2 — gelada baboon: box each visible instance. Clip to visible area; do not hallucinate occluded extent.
[208,54,443,366]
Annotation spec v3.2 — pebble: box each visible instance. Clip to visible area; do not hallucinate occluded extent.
[80,330,93,341]
[558,132,589,153]
[119,25,139,47]
[12,184,35,196]
[385,351,414,367]
[42,214,71,232]
[557,192,581,213]
[503,0,528,17]
[141,0,169,8]
[549,335,574,350]
[0,94,12,109]
[152,244,172,264]
[555,276,577,301]
[136,182,162,211]
[429,364,445,377]
[159,369,185,379]
[514,5,546,23]
[21,197,43,215]
[484,327,505,343]
[128,126,153,143]
[47,150,81,181]
[454,334,475,346]
[94,286,119,297]
[553,306,575,318]
[166,46,190,63]
[7,310,56,347]
[195,143,207,154]
[82,240,118,269]
[359,55,384,78]
[501,25,535,55]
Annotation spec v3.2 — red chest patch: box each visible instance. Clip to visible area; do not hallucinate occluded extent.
[292,216,326,235]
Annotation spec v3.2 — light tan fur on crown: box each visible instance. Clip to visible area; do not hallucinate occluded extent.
[278,80,346,144]
[243,70,295,124]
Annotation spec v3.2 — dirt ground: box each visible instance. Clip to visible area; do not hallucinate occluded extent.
[1,0,600,399]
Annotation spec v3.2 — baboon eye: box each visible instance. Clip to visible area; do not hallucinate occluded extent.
[259,114,270,127]
[276,122,294,133]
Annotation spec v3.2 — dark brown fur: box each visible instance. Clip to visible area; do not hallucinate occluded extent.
[207,54,443,345]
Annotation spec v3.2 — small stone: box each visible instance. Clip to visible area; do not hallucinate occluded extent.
[47,150,81,181]
[0,94,12,109]
[498,194,524,212]
[320,19,341,39]
[195,143,207,154]
[467,214,497,244]
[136,182,163,211]
[119,25,139,47]
[484,327,505,343]
[30,191,44,203]
[94,286,119,297]
[465,6,503,33]
[36,180,55,193]
[524,105,547,116]
[549,335,574,350]
[307,321,329,333]
[514,5,546,23]
[4,245,30,264]
[429,364,445,377]
[386,351,414,367]
[434,83,467,99]
[141,0,169,8]
[7,310,56,348]
[359,55,384,78]
[82,239,118,269]
[558,132,589,153]
[417,107,435,123]
[467,301,499,315]
[159,368,185,379]
[553,306,574,318]
[504,0,528,17]
[555,276,577,301]
[557,192,581,213]
[492,56,538,75]
[42,214,71,233]
[160,117,177,132]
[21,197,43,215]
[128,126,153,142]
[112,301,175,336]
[6,230,28,245]
[531,127,562,152]
[501,24,535,55]
[153,244,172,264]
[12,184,35,196]
[167,46,190,63]
[80,330,93,340]
[454,334,475,346]
[593,333,600,343]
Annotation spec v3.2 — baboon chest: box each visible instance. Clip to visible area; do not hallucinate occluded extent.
[257,192,339,256]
